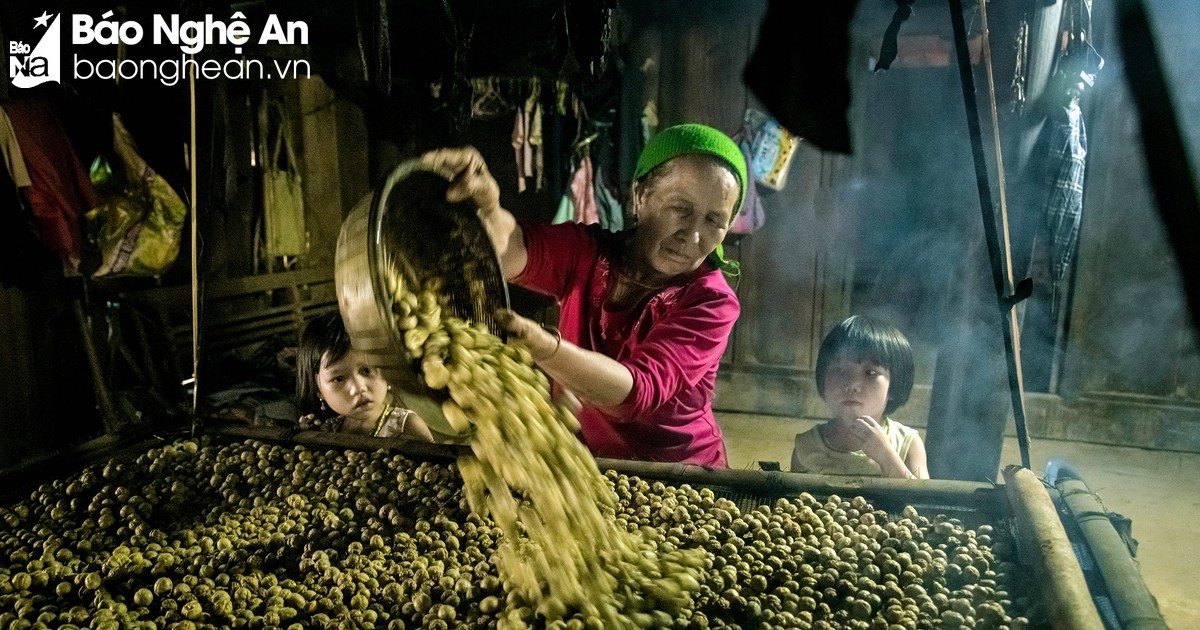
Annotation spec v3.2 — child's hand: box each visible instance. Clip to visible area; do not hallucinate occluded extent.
[298,414,320,430]
[848,415,893,460]
[849,416,918,479]
[299,414,341,432]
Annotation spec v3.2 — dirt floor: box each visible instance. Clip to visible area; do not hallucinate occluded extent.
[718,412,1198,629]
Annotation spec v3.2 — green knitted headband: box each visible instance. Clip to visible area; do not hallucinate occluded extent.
[634,123,748,219]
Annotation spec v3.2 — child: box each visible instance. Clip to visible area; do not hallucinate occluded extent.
[296,312,434,442]
[791,315,929,479]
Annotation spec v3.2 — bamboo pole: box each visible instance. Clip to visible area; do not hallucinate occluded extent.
[1056,476,1168,629]
[1003,465,1104,629]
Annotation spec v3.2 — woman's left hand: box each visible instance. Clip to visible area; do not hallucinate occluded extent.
[495,309,561,361]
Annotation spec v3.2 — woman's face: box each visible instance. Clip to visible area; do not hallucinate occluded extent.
[630,156,739,279]
[822,354,891,423]
[317,348,389,423]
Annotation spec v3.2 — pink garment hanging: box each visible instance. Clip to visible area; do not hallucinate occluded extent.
[569,156,598,225]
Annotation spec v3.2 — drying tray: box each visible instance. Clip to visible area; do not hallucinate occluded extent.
[0,421,1164,629]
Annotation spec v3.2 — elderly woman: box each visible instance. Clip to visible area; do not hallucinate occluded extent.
[423,124,746,467]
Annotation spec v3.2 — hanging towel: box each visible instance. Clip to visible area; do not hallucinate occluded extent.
[1,100,96,274]
[1043,101,1087,284]
[553,194,575,225]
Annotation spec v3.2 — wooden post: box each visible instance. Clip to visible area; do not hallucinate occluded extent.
[73,300,120,433]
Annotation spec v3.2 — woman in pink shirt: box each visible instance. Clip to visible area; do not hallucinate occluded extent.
[423,124,745,467]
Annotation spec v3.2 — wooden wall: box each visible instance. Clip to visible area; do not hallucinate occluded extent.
[631,0,1200,455]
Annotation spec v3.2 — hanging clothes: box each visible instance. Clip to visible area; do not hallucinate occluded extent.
[0,109,52,289]
[529,101,544,192]
[523,83,537,184]
[555,155,598,226]
[511,106,528,193]
[1,99,96,275]
[592,162,623,232]
[1043,100,1087,285]
[0,107,31,189]
[728,124,765,235]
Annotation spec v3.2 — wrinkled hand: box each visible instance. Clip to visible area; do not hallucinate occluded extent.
[494,309,560,361]
[553,387,583,418]
[420,147,501,216]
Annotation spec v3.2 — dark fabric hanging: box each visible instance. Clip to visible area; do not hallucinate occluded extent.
[2,99,96,274]
[873,0,916,72]
[0,168,55,289]
[743,0,860,154]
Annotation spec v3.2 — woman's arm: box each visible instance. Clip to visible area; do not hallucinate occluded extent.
[421,147,527,280]
[497,284,738,415]
[496,310,634,408]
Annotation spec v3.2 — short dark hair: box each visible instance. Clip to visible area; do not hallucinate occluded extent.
[296,311,352,418]
[815,315,914,415]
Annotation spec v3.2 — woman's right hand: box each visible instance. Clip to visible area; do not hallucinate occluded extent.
[420,147,501,217]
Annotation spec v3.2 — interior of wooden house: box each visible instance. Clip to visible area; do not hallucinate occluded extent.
[0,0,1196,627]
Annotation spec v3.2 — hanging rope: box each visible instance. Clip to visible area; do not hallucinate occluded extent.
[188,54,200,434]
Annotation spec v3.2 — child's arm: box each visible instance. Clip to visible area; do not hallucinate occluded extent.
[903,434,930,479]
[402,410,435,442]
[790,433,810,473]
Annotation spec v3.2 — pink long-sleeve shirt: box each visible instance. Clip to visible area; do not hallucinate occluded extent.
[513,222,739,467]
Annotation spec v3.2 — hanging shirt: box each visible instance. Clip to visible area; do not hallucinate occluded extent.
[555,156,598,226]
[0,108,32,188]
[513,221,739,467]
[2,100,96,273]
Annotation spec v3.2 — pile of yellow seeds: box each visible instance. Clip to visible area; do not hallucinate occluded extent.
[393,282,706,628]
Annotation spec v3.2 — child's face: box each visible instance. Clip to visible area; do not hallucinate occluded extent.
[317,348,389,423]
[822,354,891,423]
